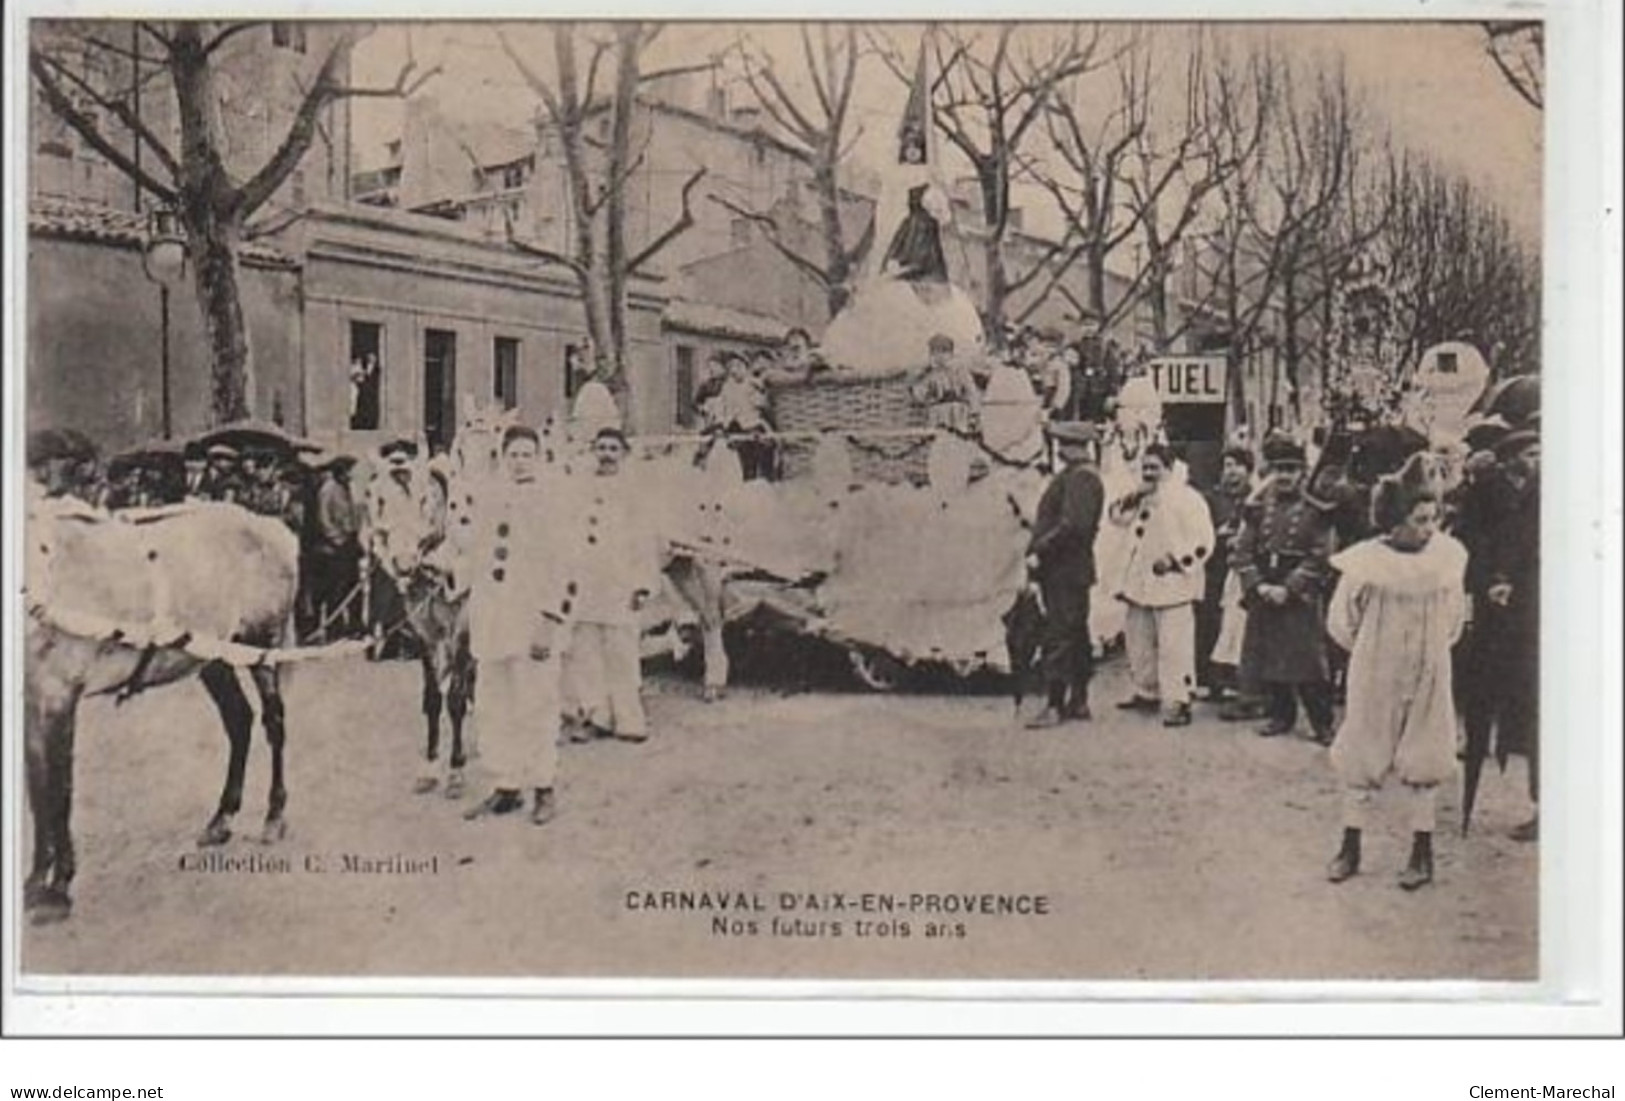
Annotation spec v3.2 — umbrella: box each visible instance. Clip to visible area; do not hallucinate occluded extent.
[1001,583,1045,717]
[191,420,321,457]
[1470,374,1540,426]
[1460,699,1492,836]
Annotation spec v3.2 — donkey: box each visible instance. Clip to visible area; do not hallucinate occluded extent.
[360,454,476,799]
[23,498,301,924]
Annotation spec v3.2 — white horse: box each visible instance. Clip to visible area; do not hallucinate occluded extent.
[24,495,303,923]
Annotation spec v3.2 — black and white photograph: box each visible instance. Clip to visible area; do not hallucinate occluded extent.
[2,7,1612,1033]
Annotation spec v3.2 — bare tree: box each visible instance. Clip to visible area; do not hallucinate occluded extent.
[1189,52,1388,423]
[1482,21,1543,111]
[1128,31,1271,351]
[1382,153,1540,377]
[500,22,711,403]
[873,23,1115,342]
[30,20,438,424]
[712,25,875,318]
[1013,33,1150,330]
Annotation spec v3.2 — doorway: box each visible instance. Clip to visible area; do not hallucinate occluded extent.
[423,328,457,454]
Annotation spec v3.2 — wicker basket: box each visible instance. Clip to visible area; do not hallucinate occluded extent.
[769,370,934,485]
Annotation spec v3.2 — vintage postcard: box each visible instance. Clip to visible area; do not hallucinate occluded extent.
[3,2,1614,1033]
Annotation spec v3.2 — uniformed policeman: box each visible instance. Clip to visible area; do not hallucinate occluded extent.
[464,425,574,826]
[1023,421,1106,728]
[1232,434,1336,741]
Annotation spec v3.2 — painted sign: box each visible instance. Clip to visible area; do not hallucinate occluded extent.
[1148,356,1227,405]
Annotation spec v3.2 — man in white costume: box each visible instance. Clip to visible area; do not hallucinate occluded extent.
[1107,443,1216,727]
[568,342,623,450]
[464,425,573,826]
[563,427,665,743]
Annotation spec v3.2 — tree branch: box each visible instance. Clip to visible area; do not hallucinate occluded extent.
[504,209,587,275]
[237,39,440,218]
[32,51,181,180]
[709,194,833,288]
[242,205,310,240]
[638,60,719,85]
[625,165,708,275]
[201,21,268,58]
[29,51,177,202]
[136,22,173,52]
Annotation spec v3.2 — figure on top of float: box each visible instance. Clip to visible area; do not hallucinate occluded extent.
[817,47,985,375]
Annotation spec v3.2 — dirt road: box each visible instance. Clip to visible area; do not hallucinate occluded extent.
[20,652,1537,982]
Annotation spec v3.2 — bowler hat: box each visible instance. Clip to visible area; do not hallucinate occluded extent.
[1463,421,1511,454]
[1493,428,1540,459]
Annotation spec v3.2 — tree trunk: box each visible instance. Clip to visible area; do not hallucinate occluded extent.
[1145,247,1170,351]
[1085,240,1107,324]
[185,206,252,424]
[1282,268,1302,422]
[604,27,642,386]
[171,24,251,425]
[815,159,851,318]
[978,162,1009,340]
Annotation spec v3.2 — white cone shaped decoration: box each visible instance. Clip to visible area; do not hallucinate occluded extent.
[1412,342,1491,444]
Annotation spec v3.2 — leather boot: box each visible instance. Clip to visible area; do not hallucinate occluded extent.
[1399,831,1435,891]
[531,787,557,827]
[463,788,523,821]
[1326,827,1361,883]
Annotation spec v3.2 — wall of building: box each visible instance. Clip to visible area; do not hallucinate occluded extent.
[29,20,352,215]
[27,235,303,452]
[293,204,672,451]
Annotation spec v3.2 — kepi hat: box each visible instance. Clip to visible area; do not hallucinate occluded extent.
[1261,433,1306,466]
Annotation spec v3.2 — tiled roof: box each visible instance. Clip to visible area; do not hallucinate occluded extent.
[28,197,298,267]
[664,298,790,343]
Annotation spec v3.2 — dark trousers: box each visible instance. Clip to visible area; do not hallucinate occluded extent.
[1266,680,1335,735]
[1039,579,1093,714]
[1194,580,1224,690]
[311,549,361,638]
[732,435,776,481]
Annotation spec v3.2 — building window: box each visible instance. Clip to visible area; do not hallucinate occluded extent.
[494,337,521,410]
[1436,351,1459,374]
[674,345,697,428]
[564,342,590,401]
[272,22,307,54]
[501,161,529,189]
[349,321,384,430]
